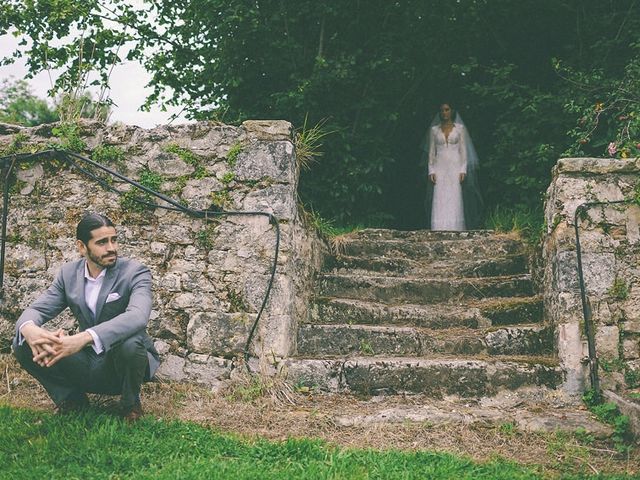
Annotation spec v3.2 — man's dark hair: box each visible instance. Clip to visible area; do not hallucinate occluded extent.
[76,213,115,244]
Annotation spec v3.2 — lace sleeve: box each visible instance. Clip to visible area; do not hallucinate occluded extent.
[428,127,436,175]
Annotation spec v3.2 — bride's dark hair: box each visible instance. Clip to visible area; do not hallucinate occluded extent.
[438,102,457,122]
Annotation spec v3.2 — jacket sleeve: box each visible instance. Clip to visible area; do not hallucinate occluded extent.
[90,264,152,353]
[15,269,68,337]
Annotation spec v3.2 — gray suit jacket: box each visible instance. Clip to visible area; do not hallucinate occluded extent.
[15,257,160,377]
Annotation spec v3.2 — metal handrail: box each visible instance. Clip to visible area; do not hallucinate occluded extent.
[573,199,634,396]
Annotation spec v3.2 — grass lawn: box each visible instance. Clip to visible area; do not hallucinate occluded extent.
[0,406,635,480]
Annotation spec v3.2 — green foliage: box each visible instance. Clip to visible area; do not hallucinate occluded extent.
[559,55,640,160]
[600,357,626,373]
[91,144,125,170]
[359,340,375,356]
[583,390,633,454]
[573,427,595,446]
[195,223,217,251]
[1,132,32,156]
[210,190,232,210]
[220,171,235,185]
[294,116,332,170]
[304,208,339,237]
[0,78,58,126]
[484,206,544,245]
[165,143,207,179]
[227,377,268,402]
[139,169,163,191]
[120,169,164,213]
[227,288,249,313]
[51,123,87,152]
[633,183,640,207]
[225,141,243,167]
[498,422,517,436]
[625,368,640,389]
[57,91,112,124]
[5,1,640,225]
[608,278,629,300]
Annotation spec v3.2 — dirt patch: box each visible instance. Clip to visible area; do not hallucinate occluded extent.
[0,354,637,477]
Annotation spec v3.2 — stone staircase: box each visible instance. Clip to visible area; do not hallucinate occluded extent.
[285,229,562,399]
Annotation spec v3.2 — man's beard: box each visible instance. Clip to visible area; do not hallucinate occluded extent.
[87,248,117,269]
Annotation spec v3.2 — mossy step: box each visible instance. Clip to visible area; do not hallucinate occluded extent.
[336,236,525,261]
[342,228,502,242]
[309,296,543,328]
[324,253,528,278]
[297,324,554,357]
[284,355,562,397]
[318,273,533,304]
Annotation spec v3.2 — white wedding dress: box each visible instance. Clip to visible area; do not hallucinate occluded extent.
[428,124,467,231]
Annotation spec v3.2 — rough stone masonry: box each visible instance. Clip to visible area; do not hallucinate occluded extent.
[543,157,640,397]
[0,120,325,390]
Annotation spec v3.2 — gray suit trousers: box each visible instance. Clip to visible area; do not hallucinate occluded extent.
[13,333,150,409]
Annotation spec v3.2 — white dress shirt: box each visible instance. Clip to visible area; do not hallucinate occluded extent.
[83,262,105,353]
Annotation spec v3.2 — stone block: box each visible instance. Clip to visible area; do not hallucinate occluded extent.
[183,353,232,389]
[6,245,47,273]
[181,177,224,210]
[154,354,187,382]
[592,300,613,325]
[556,157,640,175]
[241,184,297,220]
[234,141,295,183]
[582,253,616,296]
[187,311,254,356]
[148,149,194,177]
[623,337,640,359]
[624,319,640,334]
[595,325,620,359]
[281,359,341,392]
[16,164,44,195]
[242,120,293,141]
[626,206,640,244]
[556,322,588,396]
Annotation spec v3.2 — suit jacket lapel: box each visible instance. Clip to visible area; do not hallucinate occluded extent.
[94,262,119,323]
[76,260,93,325]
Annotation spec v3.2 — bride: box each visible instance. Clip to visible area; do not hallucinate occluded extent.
[422,102,483,231]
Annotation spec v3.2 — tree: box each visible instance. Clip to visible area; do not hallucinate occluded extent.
[0,78,58,126]
[2,0,639,226]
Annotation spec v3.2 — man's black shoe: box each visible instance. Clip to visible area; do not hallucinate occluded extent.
[121,402,144,424]
[56,393,90,414]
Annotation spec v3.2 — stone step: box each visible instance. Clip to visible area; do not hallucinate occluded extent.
[324,253,528,278]
[343,228,499,242]
[284,355,562,397]
[297,324,554,357]
[309,297,543,328]
[318,273,533,304]
[336,236,525,261]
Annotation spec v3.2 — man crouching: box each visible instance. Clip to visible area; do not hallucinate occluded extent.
[13,213,159,422]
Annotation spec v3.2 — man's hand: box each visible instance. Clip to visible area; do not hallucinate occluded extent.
[429,174,436,184]
[459,173,466,183]
[42,332,94,367]
[21,323,63,367]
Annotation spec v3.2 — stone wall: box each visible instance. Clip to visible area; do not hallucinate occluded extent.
[0,120,326,390]
[543,158,640,396]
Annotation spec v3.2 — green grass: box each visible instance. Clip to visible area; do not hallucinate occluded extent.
[3,405,630,480]
[484,206,544,245]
